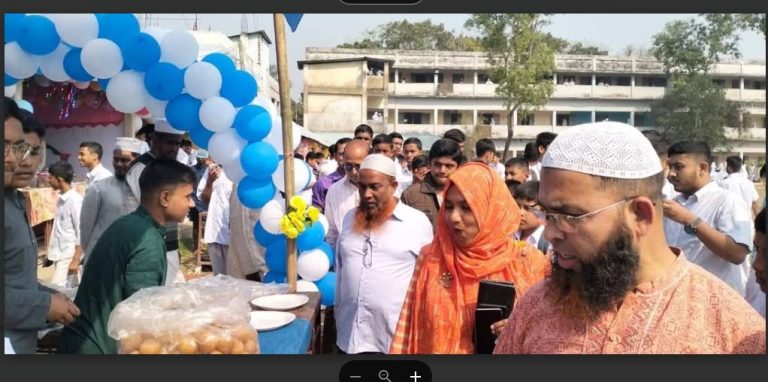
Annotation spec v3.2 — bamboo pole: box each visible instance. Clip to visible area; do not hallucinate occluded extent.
[273,14,297,293]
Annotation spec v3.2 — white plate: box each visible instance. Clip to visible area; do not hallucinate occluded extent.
[249,311,296,332]
[251,294,309,311]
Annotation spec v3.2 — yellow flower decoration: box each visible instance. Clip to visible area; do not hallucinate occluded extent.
[307,206,320,223]
[279,195,325,238]
[284,227,300,239]
[289,195,307,212]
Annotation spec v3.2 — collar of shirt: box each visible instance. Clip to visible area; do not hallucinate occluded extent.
[87,164,104,178]
[634,247,688,295]
[134,206,166,233]
[419,174,440,195]
[675,180,720,204]
[58,188,80,204]
[329,169,344,182]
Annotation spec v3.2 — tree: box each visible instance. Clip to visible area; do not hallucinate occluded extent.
[622,44,653,57]
[292,94,304,126]
[703,14,766,39]
[466,14,556,161]
[565,42,609,55]
[337,19,481,51]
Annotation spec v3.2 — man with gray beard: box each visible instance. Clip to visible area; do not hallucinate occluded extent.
[493,121,765,354]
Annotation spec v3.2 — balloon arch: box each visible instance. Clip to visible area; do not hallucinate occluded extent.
[4,13,335,306]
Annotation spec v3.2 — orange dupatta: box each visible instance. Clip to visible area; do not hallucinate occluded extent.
[390,162,551,354]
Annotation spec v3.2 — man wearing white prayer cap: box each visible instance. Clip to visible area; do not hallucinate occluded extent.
[494,121,765,355]
[78,137,144,269]
[334,153,434,354]
[123,118,187,286]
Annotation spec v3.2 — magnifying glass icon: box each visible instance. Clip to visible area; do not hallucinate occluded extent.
[378,370,392,382]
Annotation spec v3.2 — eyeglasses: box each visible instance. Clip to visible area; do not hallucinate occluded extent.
[541,197,636,233]
[5,142,33,161]
[362,235,373,268]
[344,163,362,172]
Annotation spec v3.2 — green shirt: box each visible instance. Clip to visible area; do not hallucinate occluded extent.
[59,207,167,354]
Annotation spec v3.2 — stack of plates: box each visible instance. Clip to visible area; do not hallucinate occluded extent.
[249,294,309,331]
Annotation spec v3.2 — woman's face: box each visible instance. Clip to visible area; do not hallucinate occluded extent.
[444,185,479,247]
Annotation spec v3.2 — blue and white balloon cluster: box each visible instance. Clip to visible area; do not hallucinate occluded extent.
[4,13,334,306]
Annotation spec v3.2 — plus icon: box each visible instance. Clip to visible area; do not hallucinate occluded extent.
[410,371,422,382]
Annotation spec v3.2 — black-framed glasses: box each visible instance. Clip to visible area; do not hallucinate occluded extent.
[5,142,32,161]
[344,163,362,172]
[541,197,637,233]
[362,235,373,268]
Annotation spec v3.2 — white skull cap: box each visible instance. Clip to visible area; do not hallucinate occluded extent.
[541,121,663,179]
[360,154,397,177]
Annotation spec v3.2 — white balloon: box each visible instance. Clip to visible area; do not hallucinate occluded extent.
[259,199,286,235]
[39,44,71,82]
[160,30,199,69]
[144,27,171,43]
[251,96,278,120]
[4,42,42,80]
[129,114,143,132]
[184,61,222,100]
[266,117,302,155]
[74,81,90,90]
[297,249,330,282]
[223,160,247,184]
[298,189,313,206]
[81,39,124,79]
[317,214,329,236]
[208,129,246,168]
[144,94,167,119]
[106,70,147,113]
[199,97,235,132]
[50,14,99,48]
[5,84,17,97]
[297,280,319,293]
[272,157,312,194]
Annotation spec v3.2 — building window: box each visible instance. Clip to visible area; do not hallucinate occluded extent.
[732,79,741,89]
[556,113,571,126]
[517,113,533,126]
[639,77,667,87]
[453,73,465,84]
[411,73,432,83]
[478,73,491,84]
[616,76,631,86]
[579,76,592,85]
[403,112,427,124]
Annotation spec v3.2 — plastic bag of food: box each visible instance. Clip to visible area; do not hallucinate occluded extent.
[108,283,259,355]
[187,274,290,302]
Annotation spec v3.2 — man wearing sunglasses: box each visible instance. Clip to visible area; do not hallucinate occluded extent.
[495,121,764,354]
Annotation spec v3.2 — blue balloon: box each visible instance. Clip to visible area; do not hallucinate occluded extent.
[237,176,276,209]
[144,62,184,101]
[4,73,18,87]
[63,49,93,82]
[317,242,335,269]
[4,13,25,43]
[123,33,161,72]
[297,223,325,253]
[262,272,287,284]
[189,122,214,150]
[241,142,279,178]
[265,236,288,275]
[165,94,202,132]
[202,53,237,76]
[97,78,110,90]
[220,70,257,108]
[254,221,281,248]
[96,14,140,47]
[16,15,60,55]
[234,105,272,142]
[314,272,336,306]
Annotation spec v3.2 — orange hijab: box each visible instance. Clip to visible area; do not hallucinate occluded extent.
[390,162,551,354]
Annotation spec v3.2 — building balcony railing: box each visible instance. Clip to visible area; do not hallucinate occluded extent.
[724,127,766,141]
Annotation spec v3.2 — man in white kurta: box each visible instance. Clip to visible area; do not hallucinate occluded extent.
[47,163,83,288]
[334,154,433,354]
[720,156,760,217]
[324,139,369,248]
[197,165,233,275]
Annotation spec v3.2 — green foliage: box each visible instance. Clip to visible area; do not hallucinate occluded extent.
[337,19,482,51]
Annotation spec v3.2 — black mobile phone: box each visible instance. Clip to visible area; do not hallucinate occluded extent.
[473,306,505,354]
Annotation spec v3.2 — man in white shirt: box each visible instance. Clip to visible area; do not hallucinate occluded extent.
[78,141,112,186]
[663,141,753,296]
[197,163,233,275]
[47,161,83,288]
[372,133,405,197]
[325,140,369,248]
[720,155,761,217]
[399,137,423,193]
[335,154,433,354]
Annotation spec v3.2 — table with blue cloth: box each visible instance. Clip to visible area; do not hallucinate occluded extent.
[257,291,322,354]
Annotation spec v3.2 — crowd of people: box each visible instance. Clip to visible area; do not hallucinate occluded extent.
[4,94,767,354]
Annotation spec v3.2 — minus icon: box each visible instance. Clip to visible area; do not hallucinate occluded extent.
[350,376,362,379]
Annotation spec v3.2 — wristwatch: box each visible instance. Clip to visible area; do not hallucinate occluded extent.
[684,217,703,235]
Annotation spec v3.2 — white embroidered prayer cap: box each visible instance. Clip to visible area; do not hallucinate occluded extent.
[360,153,397,177]
[154,117,185,135]
[114,137,145,155]
[541,121,663,179]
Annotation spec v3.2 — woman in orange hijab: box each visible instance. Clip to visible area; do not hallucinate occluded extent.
[390,162,550,354]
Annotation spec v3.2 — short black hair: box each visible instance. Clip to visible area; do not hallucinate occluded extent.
[136,124,155,140]
[48,161,75,183]
[306,152,323,161]
[403,137,423,150]
[410,155,429,171]
[336,137,352,147]
[181,139,192,147]
[4,96,22,122]
[388,132,403,141]
[725,156,742,173]
[475,138,496,158]
[139,159,197,202]
[535,132,557,151]
[330,137,353,156]
[19,109,46,138]
[428,139,463,164]
[513,181,540,201]
[523,142,539,161]
[505,157,529,170]
[443,128,466,144]
[506,179,522,195]
[756,207,766,234]
[372,133,393,148]
[667,141,713,166]
[354,124,374,137]
[80,141,104,160]
[650,139,670,157]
